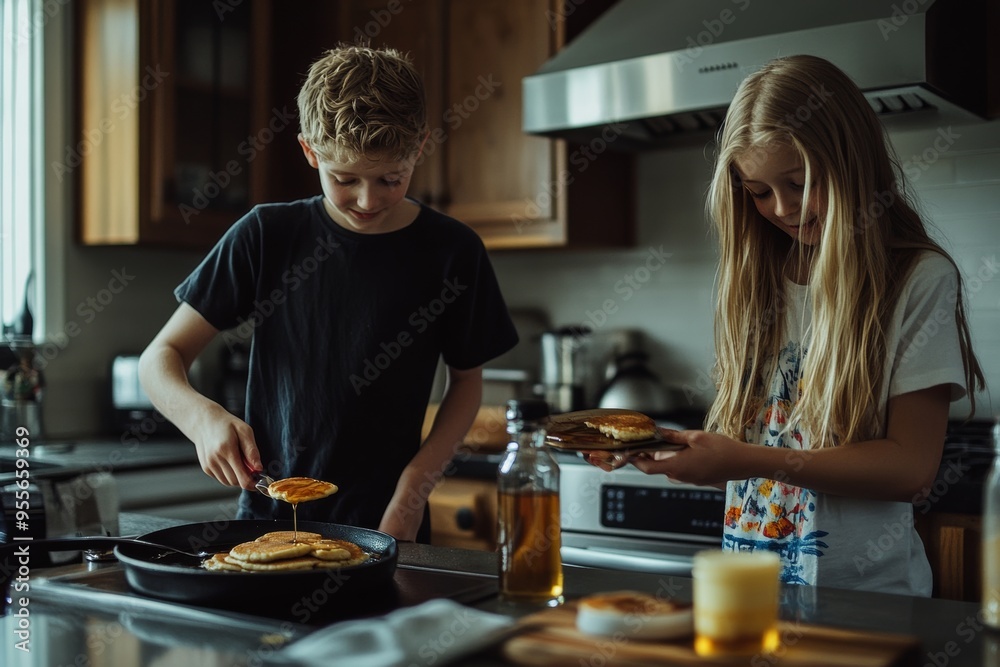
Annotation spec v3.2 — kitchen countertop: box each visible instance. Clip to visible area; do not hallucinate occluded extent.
[1,513,994,666]
[0,438,200,485]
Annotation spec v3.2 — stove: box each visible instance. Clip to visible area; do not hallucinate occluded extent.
[932,418,997,514]
[558,454,723,576]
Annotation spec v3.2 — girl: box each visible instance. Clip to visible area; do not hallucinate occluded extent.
[622,55,986,595]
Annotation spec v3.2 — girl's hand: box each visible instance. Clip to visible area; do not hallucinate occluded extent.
[629,428,748,487]
[581,450,629,471]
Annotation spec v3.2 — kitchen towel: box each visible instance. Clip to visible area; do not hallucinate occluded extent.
[269,598,515,667]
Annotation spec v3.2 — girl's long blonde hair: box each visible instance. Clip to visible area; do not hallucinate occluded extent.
[706,54,984,448]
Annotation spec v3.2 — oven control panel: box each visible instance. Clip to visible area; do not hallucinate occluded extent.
[601,485,725,537]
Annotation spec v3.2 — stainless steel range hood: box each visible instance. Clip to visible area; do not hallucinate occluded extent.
[523,0,993,149]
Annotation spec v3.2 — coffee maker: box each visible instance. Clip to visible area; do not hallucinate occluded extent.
[538,326,591,414]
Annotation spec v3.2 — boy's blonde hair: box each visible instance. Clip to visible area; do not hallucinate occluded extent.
[297,44,428,163]
[706,54,984,448]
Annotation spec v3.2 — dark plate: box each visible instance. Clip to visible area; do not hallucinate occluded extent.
[545,408,684,454]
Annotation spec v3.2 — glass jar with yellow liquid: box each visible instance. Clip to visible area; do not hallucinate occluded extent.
[983,418,1000,629]
[497,398,563,606]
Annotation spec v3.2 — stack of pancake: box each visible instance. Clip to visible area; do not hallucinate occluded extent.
[203,531,370,572]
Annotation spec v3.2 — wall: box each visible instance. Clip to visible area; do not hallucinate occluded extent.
[490,116,1000,420]
[40,114,1000,438]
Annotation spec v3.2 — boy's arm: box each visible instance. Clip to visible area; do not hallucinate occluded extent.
[138,303,261,490]
[378,365,483,541]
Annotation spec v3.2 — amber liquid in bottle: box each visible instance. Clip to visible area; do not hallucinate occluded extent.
[497,489,563,602]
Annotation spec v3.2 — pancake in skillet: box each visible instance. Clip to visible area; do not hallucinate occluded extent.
[228,540,313,563]
[255,530,323,544]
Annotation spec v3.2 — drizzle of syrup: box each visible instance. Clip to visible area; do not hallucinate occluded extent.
[266,477,338,543]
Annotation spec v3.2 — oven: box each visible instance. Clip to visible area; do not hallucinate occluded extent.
[558,454,725,577]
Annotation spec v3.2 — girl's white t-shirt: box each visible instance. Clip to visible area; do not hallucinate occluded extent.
[723,252,968,596]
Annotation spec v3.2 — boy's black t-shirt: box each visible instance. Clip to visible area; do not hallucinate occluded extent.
[175,196,519,533]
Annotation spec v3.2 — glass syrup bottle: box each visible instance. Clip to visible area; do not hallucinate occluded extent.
[497,398,563,605]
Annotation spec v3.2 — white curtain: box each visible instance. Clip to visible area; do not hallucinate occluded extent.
[0,0,43,340]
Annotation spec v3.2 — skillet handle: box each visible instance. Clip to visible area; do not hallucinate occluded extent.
[0,536,138,615]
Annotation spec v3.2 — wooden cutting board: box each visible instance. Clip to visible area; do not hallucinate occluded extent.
[502,603,921,667]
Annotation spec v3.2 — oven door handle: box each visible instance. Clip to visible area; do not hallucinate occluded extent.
[561,545,693,576]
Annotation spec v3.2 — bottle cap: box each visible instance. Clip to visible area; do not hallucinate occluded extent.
[506,398,550,424]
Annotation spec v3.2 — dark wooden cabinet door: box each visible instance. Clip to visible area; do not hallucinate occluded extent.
[338,0,446,210]
[77,0,272,249]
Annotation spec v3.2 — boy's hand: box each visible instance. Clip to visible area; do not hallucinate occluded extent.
[190,402,262,491]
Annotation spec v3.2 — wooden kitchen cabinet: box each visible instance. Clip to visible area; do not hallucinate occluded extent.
[339,0,633,250]
[76,0,274,248]
[915,511,983,601]
[428,477,498,551]
[76,0,337,249]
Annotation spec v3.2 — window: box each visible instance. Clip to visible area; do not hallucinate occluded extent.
[0,0,44,341]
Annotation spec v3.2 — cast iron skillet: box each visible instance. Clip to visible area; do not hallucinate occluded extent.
[1,520,397,619]
[115,520,398,610]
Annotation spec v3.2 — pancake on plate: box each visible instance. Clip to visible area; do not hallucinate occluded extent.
[576,591,693,640]
[583,412,657,442]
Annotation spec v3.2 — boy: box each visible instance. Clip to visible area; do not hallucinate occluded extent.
[139,45,519,542]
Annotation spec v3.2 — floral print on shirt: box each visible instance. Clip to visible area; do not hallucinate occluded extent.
[722,340,829,585]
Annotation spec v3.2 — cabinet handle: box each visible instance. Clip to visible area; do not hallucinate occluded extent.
[455,507,475,530]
